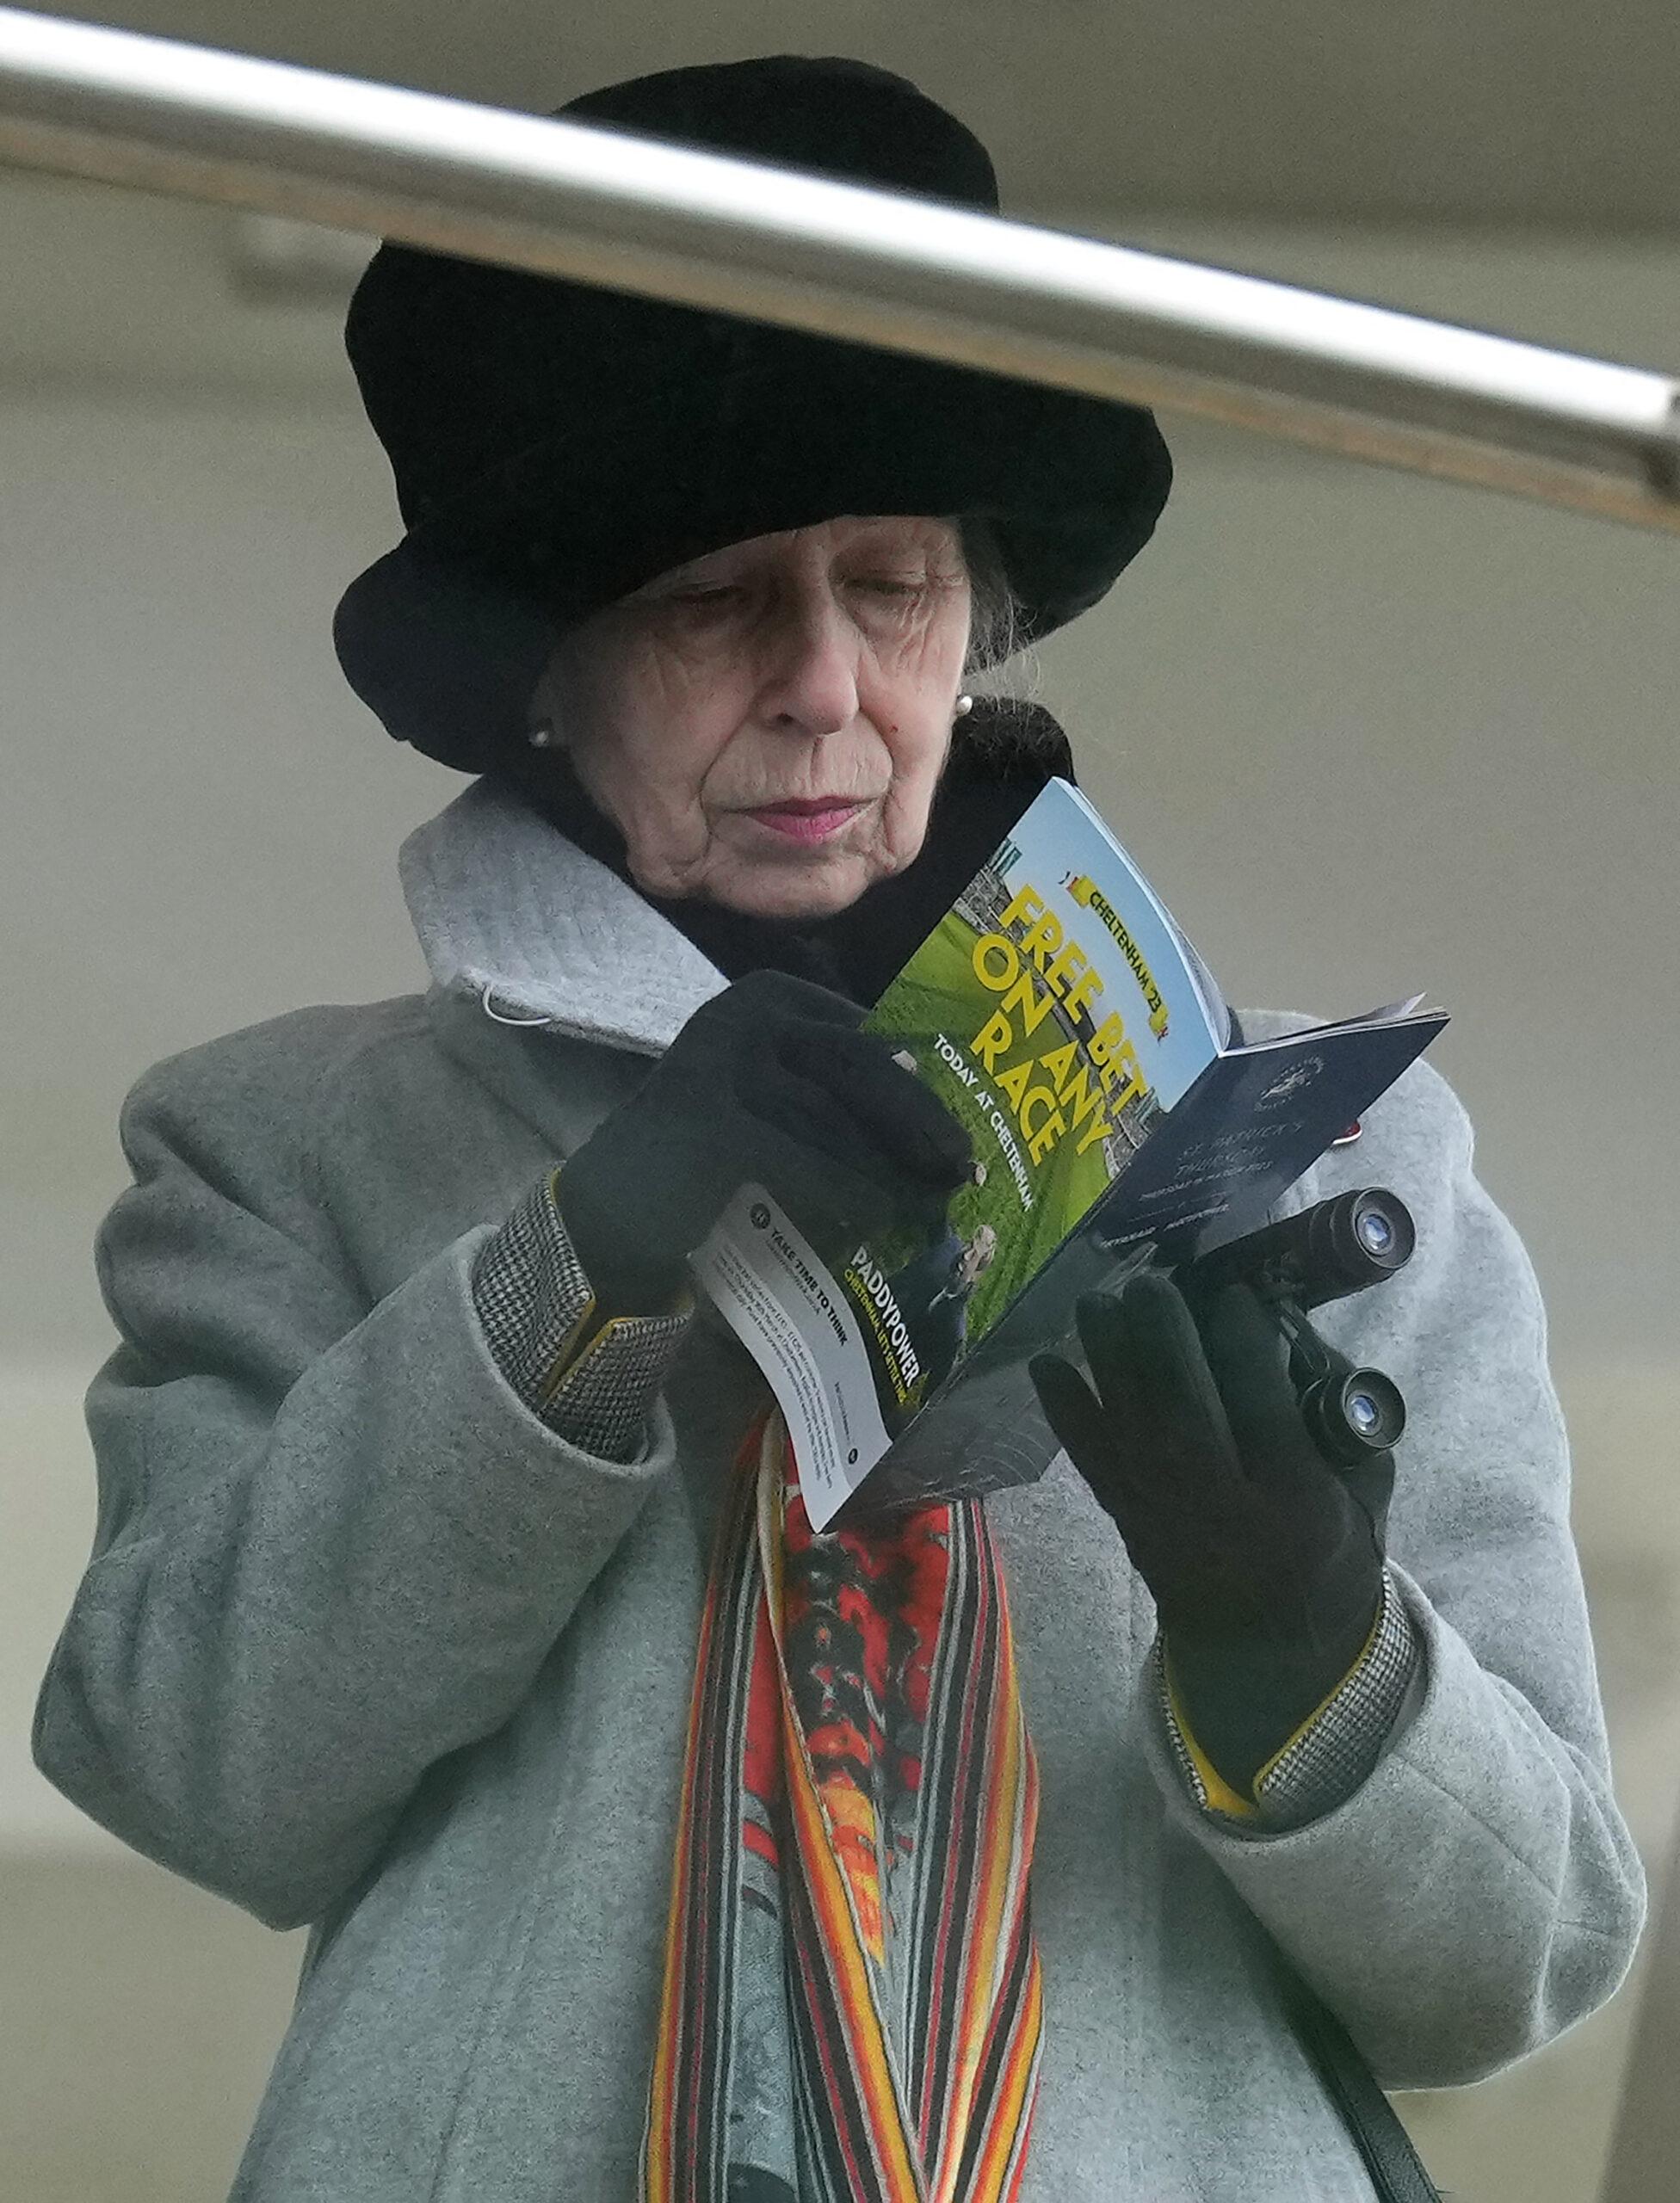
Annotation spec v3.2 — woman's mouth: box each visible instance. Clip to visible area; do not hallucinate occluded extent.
[743,797,869,844]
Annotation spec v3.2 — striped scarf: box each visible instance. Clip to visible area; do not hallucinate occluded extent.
[643,1412,1042,2203]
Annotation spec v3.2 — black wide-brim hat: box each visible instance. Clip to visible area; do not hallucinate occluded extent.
[335,57,1173,773]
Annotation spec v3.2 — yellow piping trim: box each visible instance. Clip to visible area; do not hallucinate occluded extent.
[1163,1652,1257,1819]
[1251,1592,1386,1793]
[1164,1589,1386,1818]
[537,1293,695,1412]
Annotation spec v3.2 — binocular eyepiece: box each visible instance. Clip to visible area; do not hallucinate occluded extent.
[1181,1188,1415,1311]
[1293,1362,1408,1467]
[1178,1188,1415,1466]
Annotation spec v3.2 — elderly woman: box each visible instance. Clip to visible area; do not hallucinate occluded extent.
[34,56,1641,2203]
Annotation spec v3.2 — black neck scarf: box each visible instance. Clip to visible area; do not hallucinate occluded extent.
[497,698,1075,1009]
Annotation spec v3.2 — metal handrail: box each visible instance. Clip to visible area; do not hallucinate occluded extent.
[1,5,1677,533]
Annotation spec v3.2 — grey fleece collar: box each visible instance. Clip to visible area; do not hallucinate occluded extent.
[398,779,726,1058]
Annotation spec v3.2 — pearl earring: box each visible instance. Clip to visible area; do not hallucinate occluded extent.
[528,720,558,749]
[954,694,974,718]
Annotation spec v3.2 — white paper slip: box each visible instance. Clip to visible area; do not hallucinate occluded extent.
[691,1185,892,1530]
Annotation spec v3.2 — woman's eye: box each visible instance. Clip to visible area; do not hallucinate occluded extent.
[670,584,748,608]
[850,576,928,603]
[645,583,758,626]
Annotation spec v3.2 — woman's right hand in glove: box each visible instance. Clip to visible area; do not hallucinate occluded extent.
[556,970,974,1316]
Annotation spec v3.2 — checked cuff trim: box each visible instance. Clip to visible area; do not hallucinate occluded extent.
[1157,1570,1420,1832]
[472,1166,691,1464]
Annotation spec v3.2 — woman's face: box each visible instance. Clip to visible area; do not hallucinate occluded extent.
[531,515,973,920]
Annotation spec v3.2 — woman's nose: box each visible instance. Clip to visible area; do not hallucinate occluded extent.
[756,591,862,737]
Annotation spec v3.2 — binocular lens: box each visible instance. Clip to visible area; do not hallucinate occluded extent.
[1347,1388,1384,1436]
[1340,1191,1413,1280]
[1355,1209,1396,1257]
[1300,1367,1407,1465]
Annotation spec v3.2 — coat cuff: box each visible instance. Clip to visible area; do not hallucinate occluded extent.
[472,1166,691,1463]
[1156,1570,1421,1830]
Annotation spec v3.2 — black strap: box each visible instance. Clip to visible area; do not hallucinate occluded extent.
[1276,1958,1442,2203]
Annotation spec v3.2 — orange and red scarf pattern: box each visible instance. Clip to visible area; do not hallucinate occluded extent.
[644,1411,1041,2203]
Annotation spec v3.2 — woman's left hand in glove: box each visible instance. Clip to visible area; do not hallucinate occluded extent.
[1028,1268,1393,1793]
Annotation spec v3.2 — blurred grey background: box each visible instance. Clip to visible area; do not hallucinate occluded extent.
[3,5,1677,2199]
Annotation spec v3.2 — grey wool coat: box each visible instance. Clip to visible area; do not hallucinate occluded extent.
[36,779,1645,2201]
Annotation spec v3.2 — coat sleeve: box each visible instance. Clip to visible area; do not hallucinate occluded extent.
[1142,1052,1646,2087]
[33,1030,676,1932]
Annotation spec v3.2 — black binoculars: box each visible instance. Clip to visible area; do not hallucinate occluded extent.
[1177,1188,1416,1466]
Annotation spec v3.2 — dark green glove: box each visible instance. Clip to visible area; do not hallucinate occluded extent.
[559,970,973,1317]
[1029,1269,1393,1792]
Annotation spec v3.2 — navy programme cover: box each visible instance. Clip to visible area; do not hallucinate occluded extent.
[692,780,1446,1529]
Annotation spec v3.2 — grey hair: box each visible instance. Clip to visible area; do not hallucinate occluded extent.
[959,518,1037,694]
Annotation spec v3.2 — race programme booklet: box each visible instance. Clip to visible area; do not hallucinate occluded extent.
[692,779,1447,1529]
